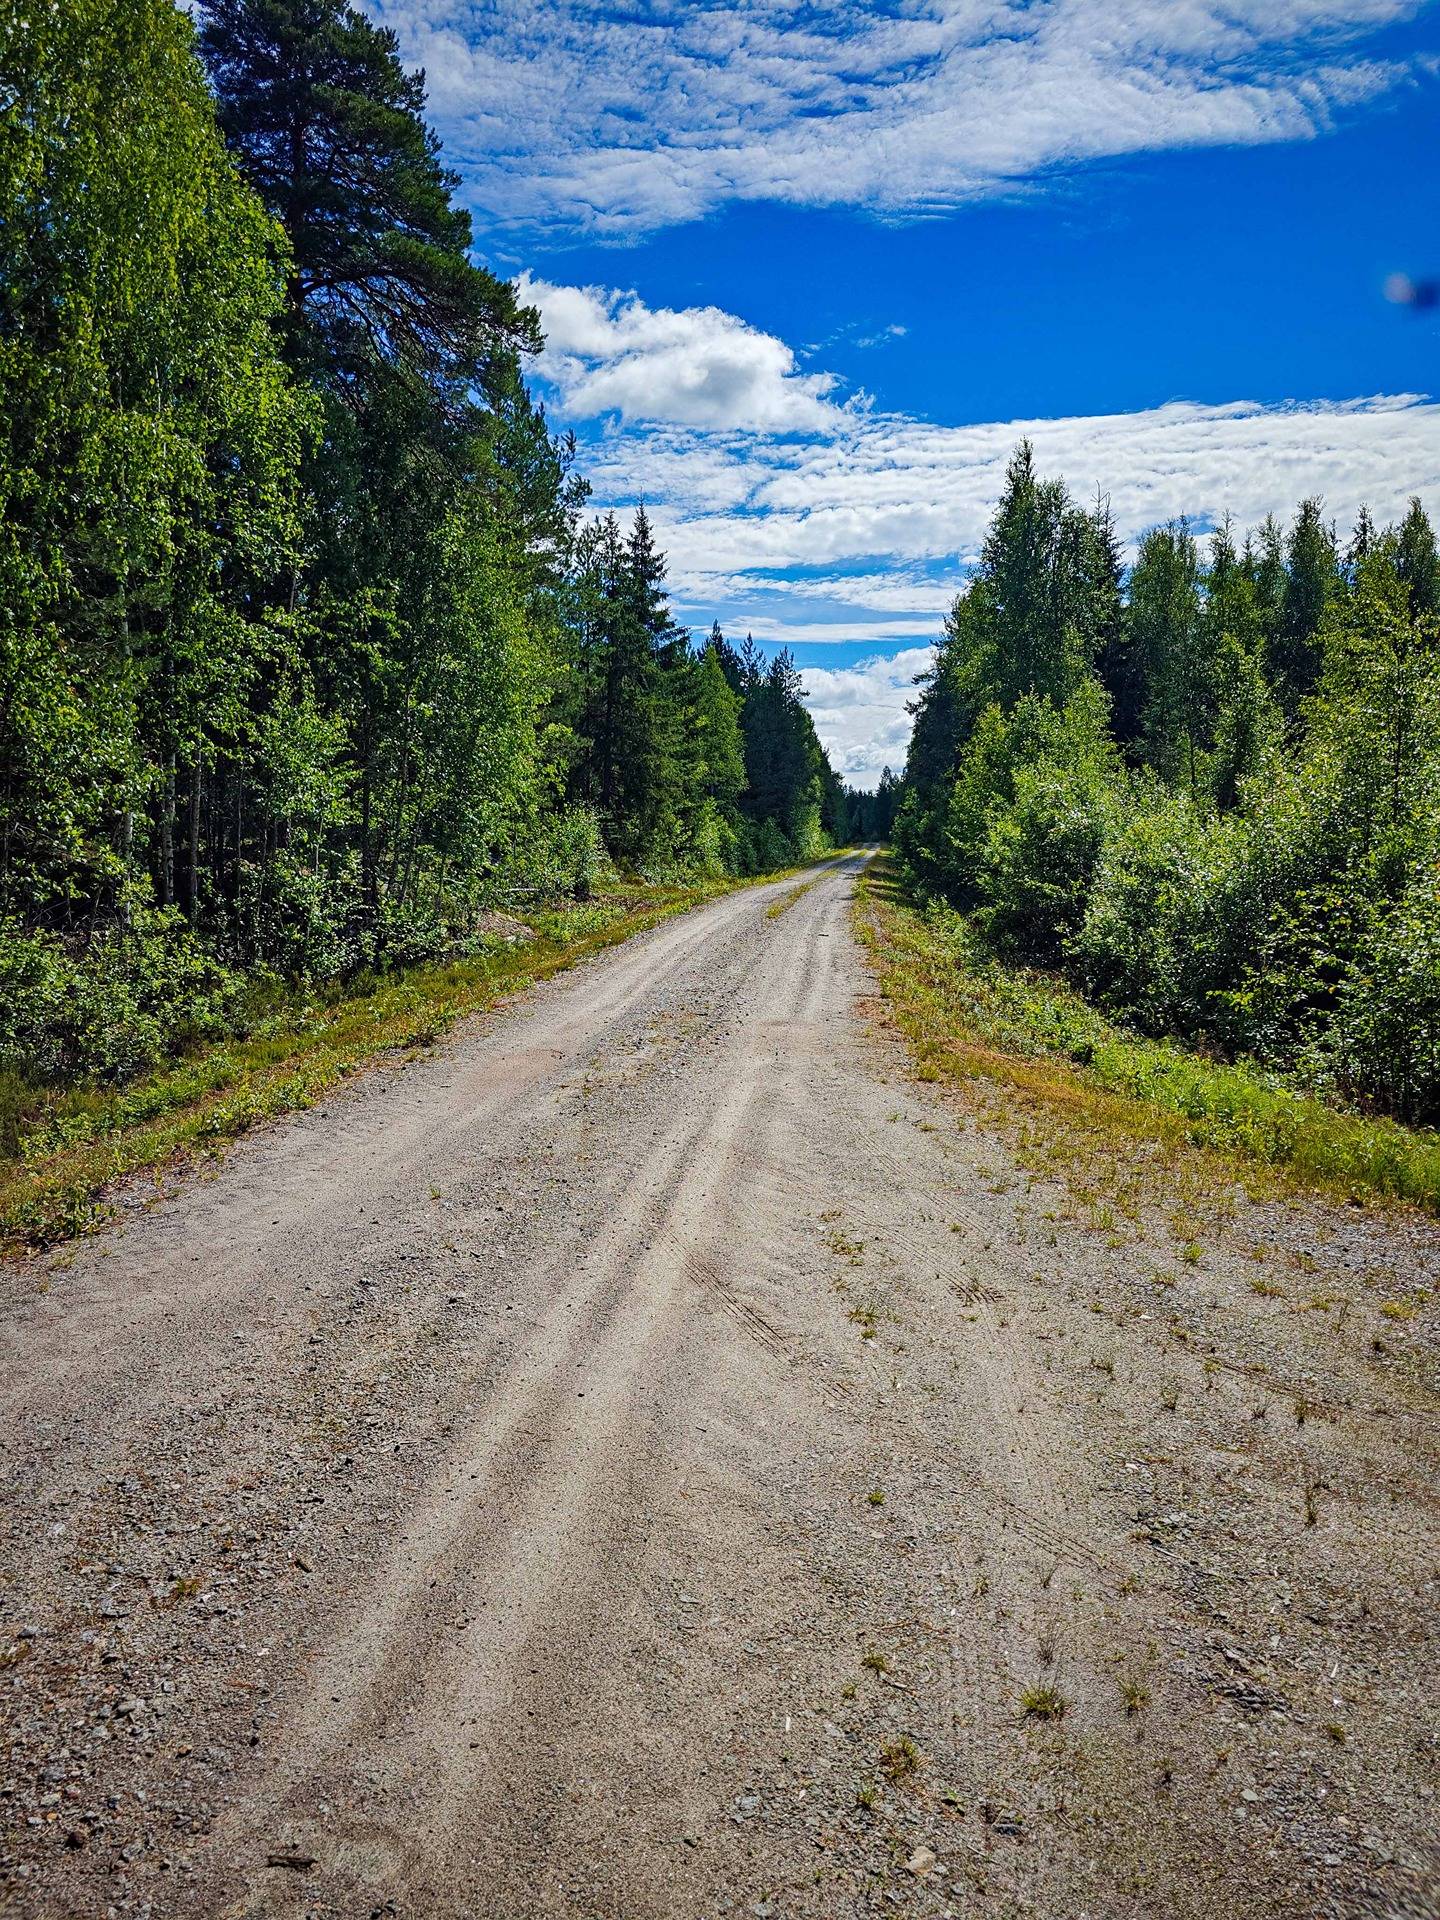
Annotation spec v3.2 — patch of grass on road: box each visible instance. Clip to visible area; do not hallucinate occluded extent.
[766,875,819,919]
[0,874,763,1254]
[856,859,1440,1217]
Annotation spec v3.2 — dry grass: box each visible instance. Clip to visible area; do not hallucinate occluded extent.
[854,861,1440,1221]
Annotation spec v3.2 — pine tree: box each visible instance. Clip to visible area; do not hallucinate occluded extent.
[201,0,572,951]
[199,0,534,389]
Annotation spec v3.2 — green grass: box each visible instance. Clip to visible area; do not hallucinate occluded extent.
[0,870,793,1254]
[856,860,1440,1217]
[1019,1684,1067,1720]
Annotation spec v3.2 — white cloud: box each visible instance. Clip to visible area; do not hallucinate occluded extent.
[745,573,961,614]
[799,648,936,787]
[723,616,941,646]
[574,389,1440,580]
[375,0,1430,232]
[517,275,850,432]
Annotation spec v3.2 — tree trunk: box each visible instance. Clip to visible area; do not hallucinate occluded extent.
[159,755,176,907]
[186,768,201,925]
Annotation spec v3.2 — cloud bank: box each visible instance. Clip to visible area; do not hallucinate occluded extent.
[377,0,1430,233]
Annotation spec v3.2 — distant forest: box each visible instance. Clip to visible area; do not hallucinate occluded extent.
[898,444,1440,1126]
[1,0,888,1083]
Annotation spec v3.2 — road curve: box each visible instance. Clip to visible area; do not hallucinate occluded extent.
[4,854,1439,1919]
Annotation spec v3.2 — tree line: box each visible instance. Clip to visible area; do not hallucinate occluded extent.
[0,0,861,1083]
[897,442,1440,1125]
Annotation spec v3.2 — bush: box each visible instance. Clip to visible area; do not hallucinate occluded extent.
[690,800,741,879]
[499,805,607,901]
[1072,785,1240,1038]
[750,816,795,874]
[0,910,244,1083]
[977,756,1119,961]
[788,797,828,865]
[237,850,361,981]
[1322,860,1440,1124]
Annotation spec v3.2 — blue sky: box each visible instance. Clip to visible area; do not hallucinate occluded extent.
[375,0,1440,785]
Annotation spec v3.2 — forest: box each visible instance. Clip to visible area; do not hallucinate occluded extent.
[9,0,1434,1148]
[897,442,1440,1128]
[0,0,876,1088]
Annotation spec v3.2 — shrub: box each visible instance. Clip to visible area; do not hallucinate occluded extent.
[690,800,741,879]
[748,816,795,875]
[0,911,243,1084]
[499,805,606,901]
[978,756,1119,961]
[789,797,828,865]
[1322,859,1440,1124]
[1072,784,1240,1038]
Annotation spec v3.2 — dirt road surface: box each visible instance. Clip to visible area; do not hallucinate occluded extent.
[4,854,1439,1919]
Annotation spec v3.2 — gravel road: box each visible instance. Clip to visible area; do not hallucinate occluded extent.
[4,853,1439,1919]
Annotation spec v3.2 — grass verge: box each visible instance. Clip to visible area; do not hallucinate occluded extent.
[856,860,1440,1216]
[0,870,791,1255]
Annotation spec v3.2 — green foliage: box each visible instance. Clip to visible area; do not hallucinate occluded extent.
[1321,862,1440,1123]
[1128,522,1207,788]
[0,0,845,1109]
[1072,783,1241,1036]
[862,869,1440,1216]
[900,442,1440,1127]
[0,912,243,1084]
[0,0,311,926]
[501,807,607,903]
[0,875,759,1250]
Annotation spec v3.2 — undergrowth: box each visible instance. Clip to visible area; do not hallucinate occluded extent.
[857,860,1440,1216]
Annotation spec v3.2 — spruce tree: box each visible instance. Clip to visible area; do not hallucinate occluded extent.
[1129,521,1207,789]
[1273,498,1338,712]
[1395,498,1439,621]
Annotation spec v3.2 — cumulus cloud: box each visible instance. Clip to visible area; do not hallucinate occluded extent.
[375,0,1430,232]
[518,275,850,432]
[799,648,936,787]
